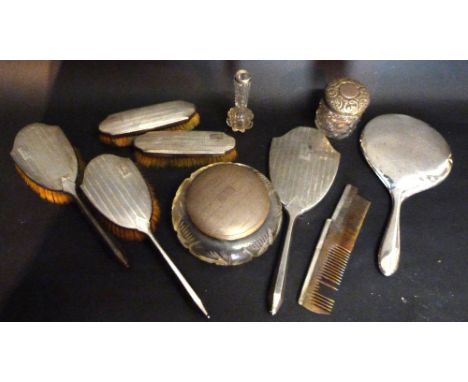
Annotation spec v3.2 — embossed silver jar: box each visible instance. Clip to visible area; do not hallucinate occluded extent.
[315,77,370,139]
[172,162,282,266]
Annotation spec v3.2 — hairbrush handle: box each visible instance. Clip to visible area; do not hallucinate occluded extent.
[147,231,210,319]
[378,191,402,277]
[270,213,297,315]
[74,193,130,268]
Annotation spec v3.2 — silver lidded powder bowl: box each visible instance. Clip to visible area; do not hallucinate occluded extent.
[172,162,282,266]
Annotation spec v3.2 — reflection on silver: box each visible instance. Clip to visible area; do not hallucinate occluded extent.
[10,123,129,268]
[135,131,235,155]
[269,127,340,315]
[360,114,453,277]
[99,100,196,136]
[81,154,210,318]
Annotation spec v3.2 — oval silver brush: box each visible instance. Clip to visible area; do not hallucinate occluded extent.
[80,154,210,318]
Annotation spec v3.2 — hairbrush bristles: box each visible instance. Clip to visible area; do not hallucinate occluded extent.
[165,112,200,132]
[303,286,336,314]
[103,186,160,241]
[99,133,135,147]
[16,165,73,205]
[301,242,352,314]
[99,112,200,147]
[134,148,237,168]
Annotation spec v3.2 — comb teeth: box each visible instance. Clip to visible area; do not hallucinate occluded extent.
[303,287,335,314]
[301,245,351,314]
[299,185,370,315]
[317,245,351,288]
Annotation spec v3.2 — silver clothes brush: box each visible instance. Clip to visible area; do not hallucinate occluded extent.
[99,100,200,147]
[133,130,237,167]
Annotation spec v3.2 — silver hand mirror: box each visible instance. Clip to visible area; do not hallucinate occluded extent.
[360,114,453,276]
[269,126,340,315]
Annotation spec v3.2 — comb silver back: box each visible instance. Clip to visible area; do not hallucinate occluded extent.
[10,123,78,191]
[134,131,235,155]
[99,100,196,136]
[81,154,152,233]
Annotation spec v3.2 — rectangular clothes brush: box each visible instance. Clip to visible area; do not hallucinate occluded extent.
[99,100,200,147]
[133,130,237,168]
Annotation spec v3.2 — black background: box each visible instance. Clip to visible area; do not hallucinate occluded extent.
[1,61,467,321]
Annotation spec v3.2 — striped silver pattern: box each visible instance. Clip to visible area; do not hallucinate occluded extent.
[268,126,340,315]
[99,100,196,136]
[134,131,235,155]
[81,154,152,233]
[269,127,340,213]
[10,123,78,191]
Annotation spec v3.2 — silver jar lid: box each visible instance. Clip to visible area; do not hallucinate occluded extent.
[315,77,370,139]
[172,162,283,266]
[325,77,370,116]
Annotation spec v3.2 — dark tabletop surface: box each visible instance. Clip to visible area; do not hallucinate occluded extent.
[1,60,467,321]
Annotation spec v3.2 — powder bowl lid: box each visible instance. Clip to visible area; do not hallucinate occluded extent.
[185,163,271,241]
[172,162,283,266]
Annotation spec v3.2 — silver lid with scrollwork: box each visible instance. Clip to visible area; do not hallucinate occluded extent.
[315,77,370,139]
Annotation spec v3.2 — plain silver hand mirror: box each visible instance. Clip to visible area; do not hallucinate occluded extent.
[269,126,340,315]
[360,114,453,276]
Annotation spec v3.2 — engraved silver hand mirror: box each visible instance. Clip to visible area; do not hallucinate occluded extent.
[269,127,340,315]
[360,114,453,276]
